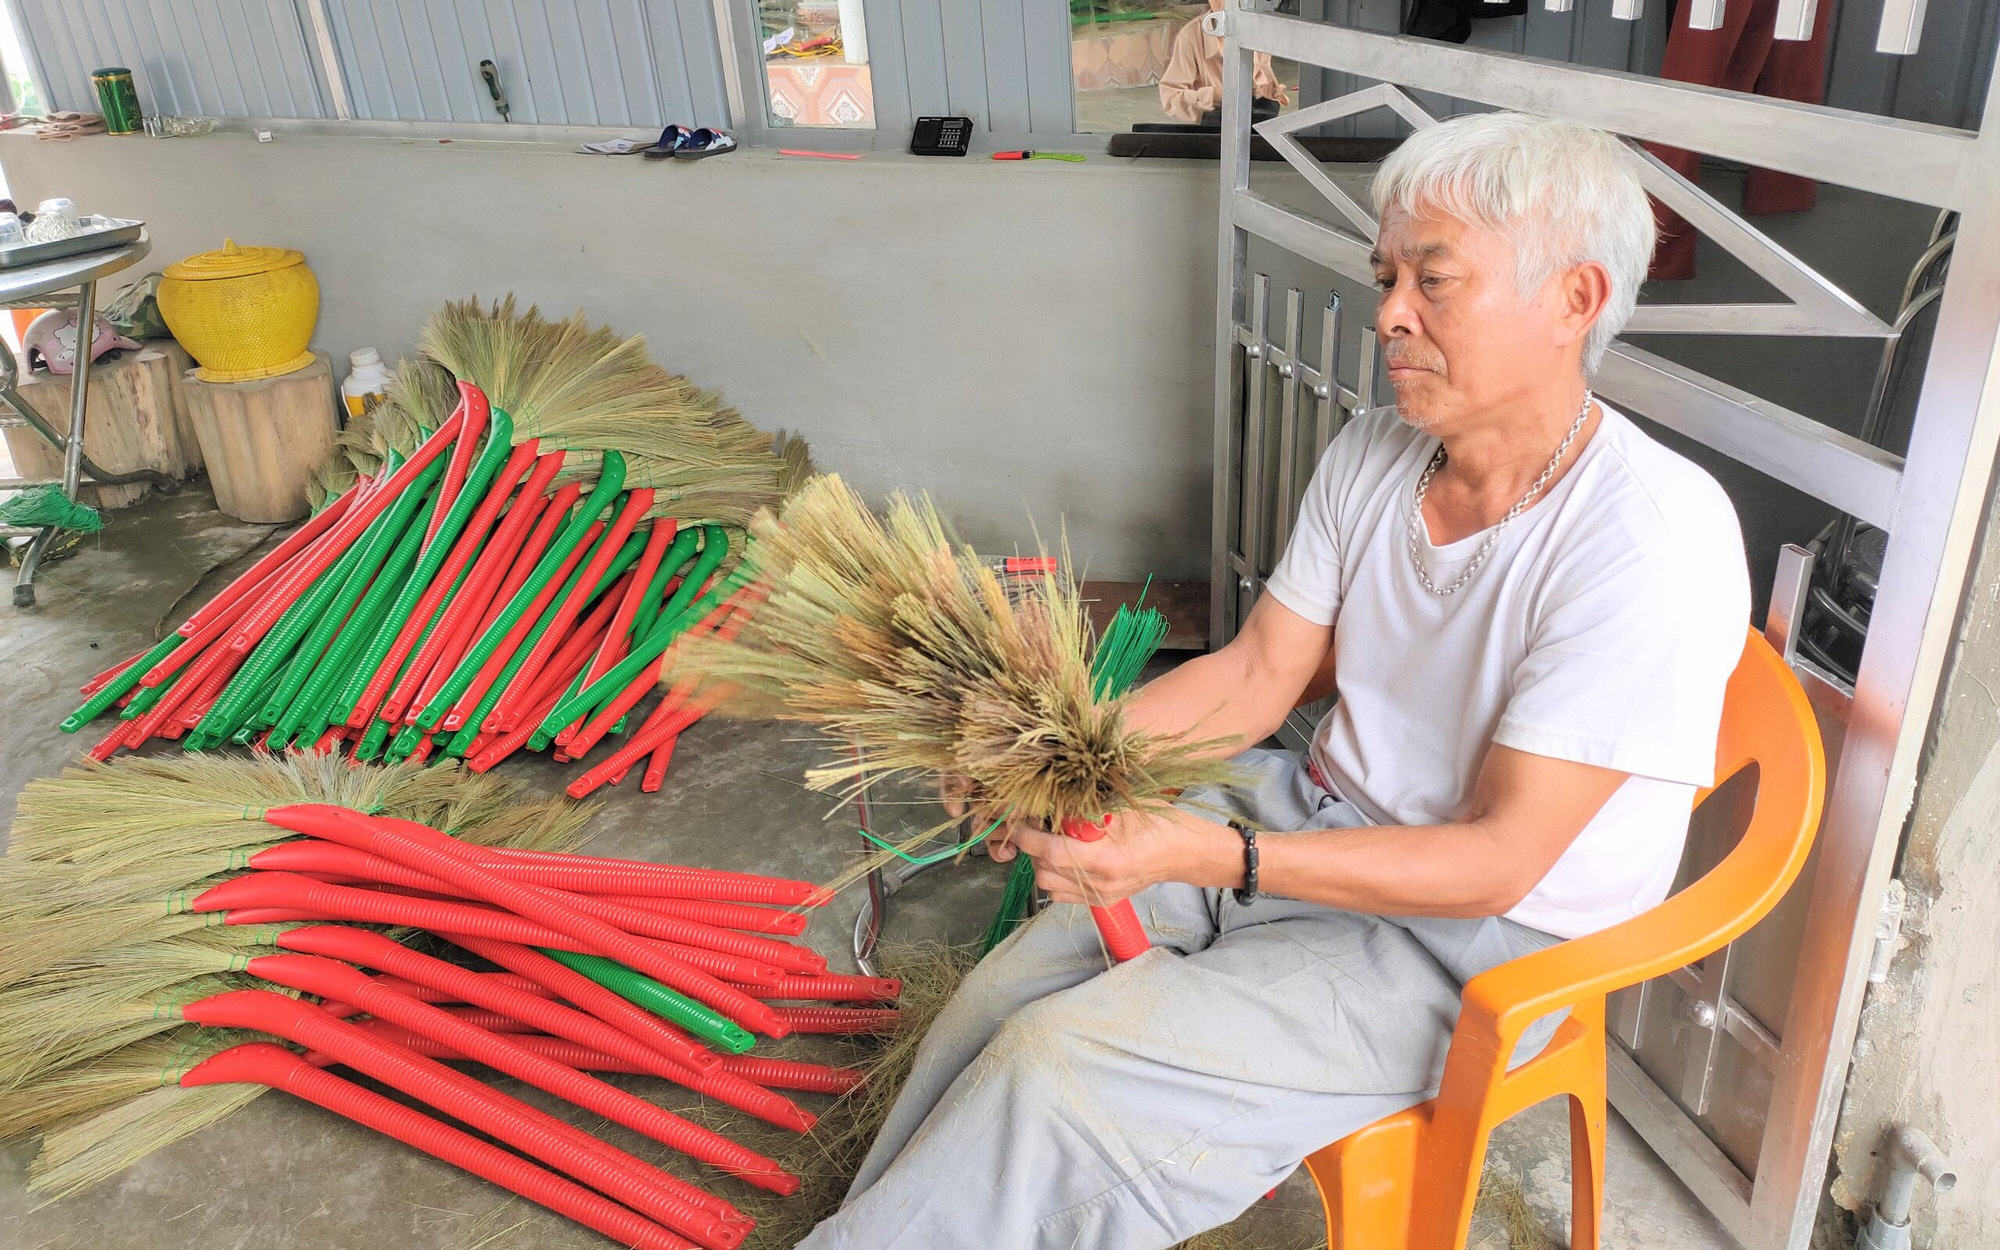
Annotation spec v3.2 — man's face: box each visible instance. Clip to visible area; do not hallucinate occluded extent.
[1370,208,1569,435]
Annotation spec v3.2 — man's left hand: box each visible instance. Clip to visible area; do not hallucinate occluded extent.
[1002,808,1225,906]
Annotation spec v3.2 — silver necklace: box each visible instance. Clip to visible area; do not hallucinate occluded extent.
[1407,390,1593,597]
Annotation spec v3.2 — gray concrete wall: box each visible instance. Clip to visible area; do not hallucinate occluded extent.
[0,131,1215,579]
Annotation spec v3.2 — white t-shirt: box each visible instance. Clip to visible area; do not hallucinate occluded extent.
[1265,403,1749,939]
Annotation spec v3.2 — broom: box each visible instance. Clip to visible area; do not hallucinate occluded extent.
[982,597,1172,953]
[665,474,1237,963]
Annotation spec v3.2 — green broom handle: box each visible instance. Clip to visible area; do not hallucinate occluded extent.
[263,458,446,745]
[441,527,649,758]
[538,559,748,739]
[354,717,393,760]
[629,530,704,643]
[117,667,176,720]
[414,452,629,732]
[287,484,445,749]
[537,948,756,1055]
[60,634,182,731]
[201,527,376,742]
[536,531,721,746]
[331,411,518,724]
[644,527,728,648]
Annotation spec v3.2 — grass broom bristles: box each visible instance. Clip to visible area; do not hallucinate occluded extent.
[419,296,796,531]
[669,475,1236,891]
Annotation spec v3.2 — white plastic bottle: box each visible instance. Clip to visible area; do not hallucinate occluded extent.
[340,347,391,421]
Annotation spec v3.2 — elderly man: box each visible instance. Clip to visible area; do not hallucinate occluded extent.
[801,111,1749,1249]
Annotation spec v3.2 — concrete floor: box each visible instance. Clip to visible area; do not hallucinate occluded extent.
[0,485,1734,1249]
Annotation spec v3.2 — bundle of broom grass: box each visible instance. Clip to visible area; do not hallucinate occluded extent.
[57,296,809,792]
[668,474,1236,909]
[1,753,897,1248]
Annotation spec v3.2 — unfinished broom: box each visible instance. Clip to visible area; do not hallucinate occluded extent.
[666,474,1237,960]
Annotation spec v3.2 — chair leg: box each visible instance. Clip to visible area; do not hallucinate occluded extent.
[1304,1111,1424,1250]
[1567,1090,1607,1250]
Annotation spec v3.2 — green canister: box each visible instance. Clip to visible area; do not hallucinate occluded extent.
[90,67,142,135]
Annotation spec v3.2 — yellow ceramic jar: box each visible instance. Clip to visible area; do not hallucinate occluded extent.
[158,239,319,382]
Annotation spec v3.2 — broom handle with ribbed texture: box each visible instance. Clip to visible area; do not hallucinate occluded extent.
[468,610,613,773]
[438,515,616,735]
[442,526,647,755]
[341,414,524,726]
[244,953,790,1198]
[177,486,357,638]
[176,997,739,1249]
[330,1020,863,1094]
[263,805,790,1036]
[248,840,822,972]
[425,381,489,547]
[1061,816,1153,962]
[182,1044,699,1250]
[275,933,824,1129]
[417,454,628,731]
[546,531,716,746]
[363,436,542,725]
[398,478,570,731]
[273,925,721,1076]
[488,488,656,733]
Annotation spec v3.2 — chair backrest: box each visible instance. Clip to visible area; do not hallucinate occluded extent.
[1463,628,1828,1032]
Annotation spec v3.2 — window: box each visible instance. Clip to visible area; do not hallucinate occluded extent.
[756,0,874,128]
[1071,1,1300,133]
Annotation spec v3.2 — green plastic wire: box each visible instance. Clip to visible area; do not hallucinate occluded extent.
[859,814,1007,867]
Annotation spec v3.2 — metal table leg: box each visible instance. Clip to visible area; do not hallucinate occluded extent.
[12,278,96,608]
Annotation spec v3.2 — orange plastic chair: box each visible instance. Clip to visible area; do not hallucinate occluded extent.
[1301,628,1826,1249]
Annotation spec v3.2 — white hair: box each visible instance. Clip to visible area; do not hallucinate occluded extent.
[1371,111,1654,374]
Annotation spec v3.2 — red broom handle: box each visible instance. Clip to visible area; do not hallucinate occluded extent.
[249,841,825,974]
[568,689,722,799]
[470,848,825,904]
[593,894,806,937]
[411,482,574,723]
[489,489,656,732]
[350,439,540,727]
[179,991,742,1249]
[743,973,903,1002]
[520,573,627,709]
[383,464,563,724]
[425,382,489,547]
[442,516,609,731]
[226,416,465,654]
[78,648,144,696]
[116,637,247,755]
[333,1020,863,1095]
[1062,816,1152,962]
[468,680,571,774]
[642,735,679,792]
[245,953,788,1202]
[442,934,814,1132]
[273,927,718,1077]
[183,1044,699,1250]
[563,585,747,761]
[770,1005,902,1034]
[179,487,357,636]
[249,812,795,1038]
[138,550,291,687]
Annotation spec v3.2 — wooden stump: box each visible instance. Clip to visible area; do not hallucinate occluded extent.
[2,341,202,509]
[183,351,337,523]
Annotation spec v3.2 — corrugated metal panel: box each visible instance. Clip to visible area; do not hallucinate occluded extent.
[859,0,1072,135]
[321,0,722,126]
[11,0,327,118]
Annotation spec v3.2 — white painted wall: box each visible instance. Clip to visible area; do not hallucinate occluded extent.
[0,131,1215,578]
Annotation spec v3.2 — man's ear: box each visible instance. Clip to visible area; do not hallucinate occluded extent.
[1555,260,1614,351]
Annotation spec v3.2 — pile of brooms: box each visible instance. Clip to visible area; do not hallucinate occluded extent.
[0,753,903,1249]
[58,297,809,797]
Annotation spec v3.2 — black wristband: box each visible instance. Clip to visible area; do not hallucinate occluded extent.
[1229,821,1259,905]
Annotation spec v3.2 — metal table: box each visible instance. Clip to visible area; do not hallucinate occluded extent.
[0,232,155,607]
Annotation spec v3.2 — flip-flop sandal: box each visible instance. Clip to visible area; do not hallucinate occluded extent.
[579,136,655,155]
[642,125,694,159]
[674,129,738,160]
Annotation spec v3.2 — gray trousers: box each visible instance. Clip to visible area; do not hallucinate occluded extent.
[798,748,1562,1250]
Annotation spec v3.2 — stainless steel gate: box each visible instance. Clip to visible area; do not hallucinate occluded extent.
[1206,9,2000,1248]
